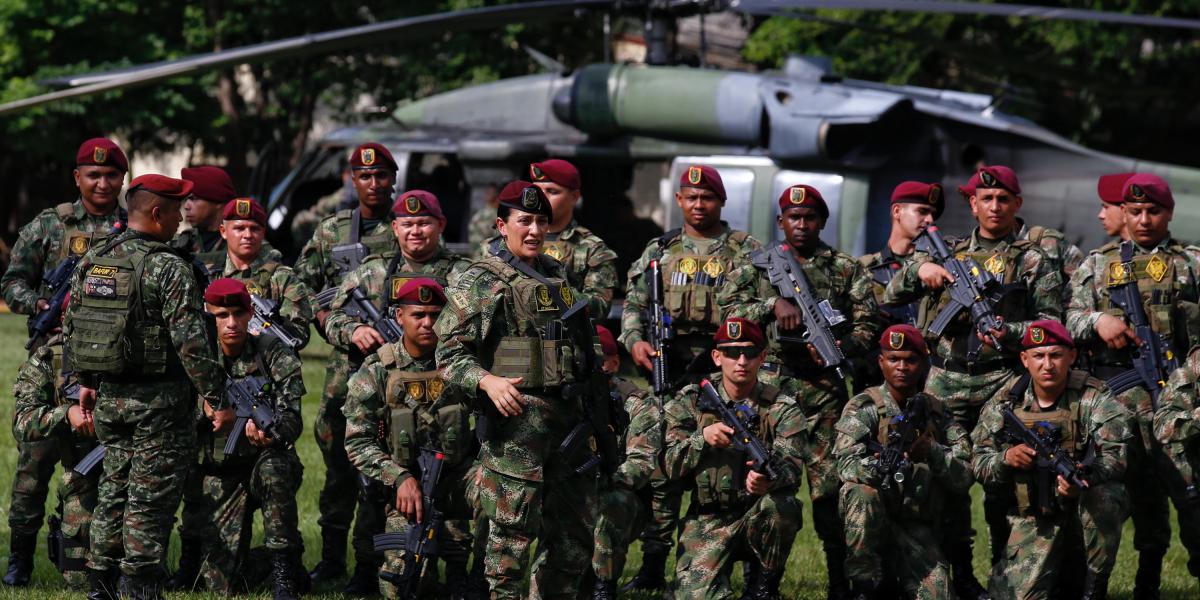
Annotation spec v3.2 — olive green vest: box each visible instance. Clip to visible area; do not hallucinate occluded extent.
[383,251,461,308]
[1008,371,1086,516]
[658,230,750,332]
[333,208,397,278]
[691,382,780,510]
[1094,246,1192,366]
[864,387,945,520]
[379,344,472,469]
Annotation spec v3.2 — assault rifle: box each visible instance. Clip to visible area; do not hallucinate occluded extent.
[26,255,79,350]
[74,445,106,476]
[223,374,279,454]
[698,379,778,481]
[249,294,304,349]
[347,286,403,344]
[557,299,621,475]
[763,244,848,378]
[374,449,445,599]
[316,239,371,310]
[646,258,674,394]
[1105,241,1179,409]
[1000,405,1091,515]
[913,226,1008,361]
[871,393,931,491]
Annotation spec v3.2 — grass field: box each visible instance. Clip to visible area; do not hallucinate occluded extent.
[0,310,1196,599]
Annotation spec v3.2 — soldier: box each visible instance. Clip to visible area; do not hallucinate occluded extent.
[589,324,664,599]
[1066,173,1200,599]
[11,294,99,589]
[662,317,807,599]
[436,180,599,598]
[619,165,761,592]
[293,142,401,586]
[466,182,500,257]
[719,183,881,599]
[194,279,307,600]
[171,166,238,272]
[971,320,1131,600]
[64,174,227,599]
[884,165,1063,598]
[1095,173,1134,241]
[1,138,126,587]
[342,278,476,599]
[835,324,972,600]
[1152,348,1200,595]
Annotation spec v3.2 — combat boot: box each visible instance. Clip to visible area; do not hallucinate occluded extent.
[308,527,348,583]
[744,567,784,600]
[119,573,164,600]
[824,546,852,600]
[164,536,203,591]
[271,551,300,600]
[740,559,761,600]
[950,542,990,600]
[342,560,381,596]
[2,531,36,586]
[444,560,470,600]
[1082,571,1110,600]
[621,548,667,592]
[86,568,120,600]
[592,575,617,600]
[464,566,489,600]
[1133,551,1164,600]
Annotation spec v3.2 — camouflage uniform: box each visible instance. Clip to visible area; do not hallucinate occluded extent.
[11,333,98,589]
[856,248,926,389]
[64,228,224,581]
[467,208,496,258]
[1152,348,1200,579]
[343,340,477,599]
[662,375,809,598]
[169,226,227,275]
[436,252,598,599]
[195,336,306,594]
[216,246,315,348]
[293,207,397,565]
[1066,238,1200,586]
[484,219,620,316]
[718,240,881,592]
[834,386,972,599]
[620,226,761,564]
[970,372,1131,599]
[290,186,354,244]
[1016,220,1084,307]
[592,378,664,582]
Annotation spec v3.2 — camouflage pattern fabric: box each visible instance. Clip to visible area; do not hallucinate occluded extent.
[1152,348,1200,576]
[168,226,227,273]
[466,208,496,258]
[5,440,57,537]
[1017,221,1084,308]
[290,187,352,244]
[216,246,314,348]
[855,248,927,389]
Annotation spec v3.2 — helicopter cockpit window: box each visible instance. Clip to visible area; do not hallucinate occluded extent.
[771,172,845,248]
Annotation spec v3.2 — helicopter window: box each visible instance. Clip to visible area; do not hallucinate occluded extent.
[771,171,845,248]
[711,168,756,233]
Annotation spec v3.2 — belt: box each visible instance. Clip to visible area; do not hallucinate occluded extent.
[930,355,1018,376]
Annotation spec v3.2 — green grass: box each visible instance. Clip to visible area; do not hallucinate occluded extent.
[0,310,1196,598]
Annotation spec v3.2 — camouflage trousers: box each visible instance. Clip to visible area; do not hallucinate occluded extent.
[379,463,475,600]
[592,484,648,581]
[638,464,684,555]
[88,383,197,577]
[475,465,597,599]
[674,492,802,599]
[840,483,955,600]
[800,392,846,564]
[195,448,304,594]
[6,438,59,535]
[49,441,101,589]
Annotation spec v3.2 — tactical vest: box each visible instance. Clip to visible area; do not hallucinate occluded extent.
[867,249,921,327]
[333,209,396,278]
[1096,246,1196,365]
[54,203,106,265]
[231,260,281,300]
[475,257,579,389]
[383,252,460,308]
[931,237,1034,345]
[193,231,227,276]
[692,383,780,510]
[1008,372,1086,516]
[658,229,750,331]
[377,344,471,469]
[541,233,575,274]
[864,388,945,519]
[68,235,177,376]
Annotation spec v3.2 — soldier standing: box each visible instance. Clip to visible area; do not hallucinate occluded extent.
[435,181,599,598]
[1,137,127,587]
[719,184,881,599]
[663,317,808,599]
[971,320,1131,600]
[64,174,227,599]
[1066,173,1200,599]
[1095,173,1134,241]
[293,142,401,586]
[619,165,761,592]
[1152,347,1200,597]
[835,324,972,600]
[172,165,238,272]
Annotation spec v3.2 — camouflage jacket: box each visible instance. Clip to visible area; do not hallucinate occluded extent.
[483,220,620,316]
[324,246,470,351]
[858,246,925,328]
[223,335,305,448]
[217,247,314,348]
[466,208,496,258]
[169,226,226,270]
[2,199,123,314]
[292,209,398,302]
[1017,220,1084,299]
[11,333,78,442]
[884,227,1062,364]
[663,374,809,508]
[610,377,664,491]
[1153,348,1200,478]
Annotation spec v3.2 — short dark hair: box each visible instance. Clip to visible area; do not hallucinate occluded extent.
[126,188,182,215]
[496,203,513,222]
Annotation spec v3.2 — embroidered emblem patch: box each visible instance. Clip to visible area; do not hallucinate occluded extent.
[559,283,573,307]
[69,235,89,256]
[235,199,252,218]
[889,331,905,350]
[521,187,539,209]
[531,164,546,181]
[1107,261,1130,286]
[406,381,425,401]
[727,321,742,339]
[361,148,376,166]
[1030,327,1044,344]
[702,258,723,278]
[979,169,996,188]
[404,196,421,214]
[92,146,107,164]
[418,286,432,303]
[789,186,806,204]
[687,166,703,185]
[535,285,556,312]
[679,257,698,276]
[427,379,444,401]
[983,254,1005,275]
[1147,254,1168,282]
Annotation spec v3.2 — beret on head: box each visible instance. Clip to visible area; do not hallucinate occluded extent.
[392,277,446,306]
[891,181,944,219]
[530,159,581,190]
[956,172,981,200]
[679,165,726,201]
[778,184,828,219]
[714,317,765,348]
[349,142,398,171]
[1123,173,1174,210]
[76,137,128,172]
[880,324,928,356]
[204,278,251,311]
[1022,319,1074,350]
[596,324,619,358]
[127,174,193,201]
[974,165,1021,195]
[497,180,553,219]
[392,190,445,221]
[222,198,267,227]
[181,166,236,204]
[1097,173,1135,205]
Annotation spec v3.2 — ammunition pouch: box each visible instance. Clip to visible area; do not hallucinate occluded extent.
[491,335,576,389]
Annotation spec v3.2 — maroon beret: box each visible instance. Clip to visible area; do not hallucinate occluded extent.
[974,166,1021,195]
[221,198,267,227]
[204,278,251,311]
[956,172,981,200]
[778,184,828,219]
[679,165,726,201]
[714,317,765,348]
[879,324,928,356]
[1022,319,1074,350]
[1123,173,1174,210]
[128,174,193,201]
[596,324,619,358]
[1097,173,1134,204]
[181,166,236,204]
[76,137,128,173]
[349,142,398,171]
[530,159,580,190]
[393,190,445,221]
[498,180,553,219]
[891,181,945,219]
[392,277,446,306]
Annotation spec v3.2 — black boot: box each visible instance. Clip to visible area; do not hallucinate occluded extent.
[291,549,312,595]
[592,575,617,600]
[164,536,204,591]
[744,566,784,600]
[308,527,348,583]
[342,560,381,596]
[464,565,489,600]
[444,560,470,600]
[1134,551,1164,600]
[119,573,164,600]
[740,559,761,600]
[271,551,300,600]
[621,548,667,592]
[950,542,990,600]
[2,531,35,587]
[87,568,120,600]
[824,546,852,600]
[850,583,880,600]
[1083,571,1110,600]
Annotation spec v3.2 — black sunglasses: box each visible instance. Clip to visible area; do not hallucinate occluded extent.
[718,346,762,359]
